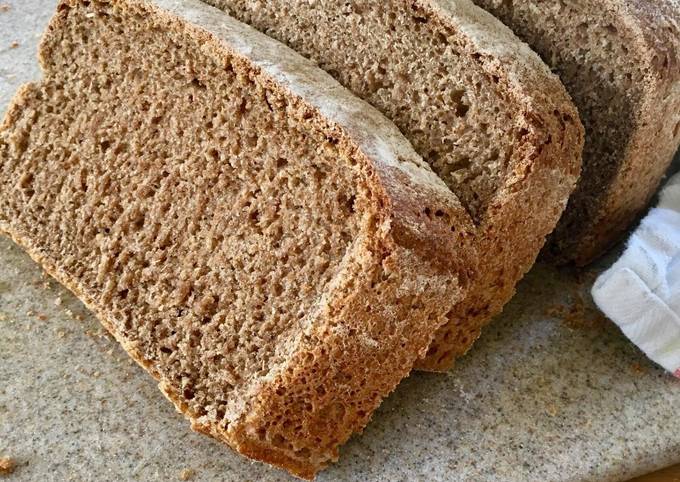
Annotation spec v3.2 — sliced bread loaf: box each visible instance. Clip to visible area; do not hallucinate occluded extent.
[473,0,680,265]
[203,0,584,370]
[0,0,477,477]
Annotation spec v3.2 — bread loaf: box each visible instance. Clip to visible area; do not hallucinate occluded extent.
[473,0,680,265]
[203,0,584,370]
[0,0,477,477]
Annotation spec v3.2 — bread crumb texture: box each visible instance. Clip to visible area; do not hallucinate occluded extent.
[0,0,475,478]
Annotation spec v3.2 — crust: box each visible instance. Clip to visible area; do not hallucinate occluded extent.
[227,240,471,477]
[1,0,477,478]
[414,0,584,370]
[591,0,680,265]
[558,0,680,265]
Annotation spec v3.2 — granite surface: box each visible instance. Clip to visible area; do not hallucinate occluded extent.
[1,1,679,481]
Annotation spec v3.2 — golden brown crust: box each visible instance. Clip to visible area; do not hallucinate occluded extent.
[229,241,469,474]
[0,0,476,478]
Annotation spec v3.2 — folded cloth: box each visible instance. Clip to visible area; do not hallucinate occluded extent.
[592,172,680,378]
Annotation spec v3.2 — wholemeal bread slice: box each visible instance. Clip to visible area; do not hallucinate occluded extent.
[473,0,680,265]
[203,0,584,370]
[0,0,478,478]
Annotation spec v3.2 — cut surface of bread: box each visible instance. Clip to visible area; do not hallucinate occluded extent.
[473,0,680,265]
[203,0,584,370]
[0,0,477,478]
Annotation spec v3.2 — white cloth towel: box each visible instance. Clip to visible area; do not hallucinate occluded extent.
[592,172,680,378]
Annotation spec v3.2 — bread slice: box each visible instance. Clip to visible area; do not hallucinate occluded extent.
[0,0,477,478]
[473,0,680,265]
[202,0,584,370]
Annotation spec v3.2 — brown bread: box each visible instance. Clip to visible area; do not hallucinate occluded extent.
[0,0,477,477]
[203,0,584,370]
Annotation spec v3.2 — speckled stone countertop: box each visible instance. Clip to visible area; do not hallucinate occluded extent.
[1,1,679,481]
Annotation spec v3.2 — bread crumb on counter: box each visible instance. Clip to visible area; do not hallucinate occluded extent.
[545,277,609,330]
[0,457,16,476]
[546,404,559,417]
[179,468,195,481]
[631,363,646,376]
[0,5,10,13]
